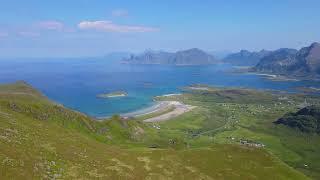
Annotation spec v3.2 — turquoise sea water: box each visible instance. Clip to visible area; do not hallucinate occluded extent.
[1,58,319,117]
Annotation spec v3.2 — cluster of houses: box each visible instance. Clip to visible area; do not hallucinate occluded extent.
[226,137,265,148]
[169,139,177,145]
[239,139,265,148]
[152,124,161,130]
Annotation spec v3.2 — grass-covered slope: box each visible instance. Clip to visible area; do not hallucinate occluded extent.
[0,82,309,179]
[153,86,320,179]
[274,105,320,134]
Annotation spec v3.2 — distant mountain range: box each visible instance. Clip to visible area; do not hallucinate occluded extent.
[123,48,219,65]
[121,42,320,78]
[222,49,271,66]
[254,42,320,77]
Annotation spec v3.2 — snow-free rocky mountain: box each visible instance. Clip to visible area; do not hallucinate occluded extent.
[254,42,320,77]
[223,49,271,66]
[123,48,219,65]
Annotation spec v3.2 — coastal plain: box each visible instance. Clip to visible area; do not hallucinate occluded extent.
[1,82,320,179]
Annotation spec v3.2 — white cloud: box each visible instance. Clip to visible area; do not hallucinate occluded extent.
[111,9,129,17]
[37,21,64,31]
[78,20,159,33]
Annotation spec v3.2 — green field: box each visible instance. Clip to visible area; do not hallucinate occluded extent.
[152,86,320,179]
[0,81,318,179]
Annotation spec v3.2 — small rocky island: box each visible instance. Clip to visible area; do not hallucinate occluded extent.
[97,91,128,98]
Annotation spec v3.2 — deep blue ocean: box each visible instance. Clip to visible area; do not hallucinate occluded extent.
[1,58,319,117]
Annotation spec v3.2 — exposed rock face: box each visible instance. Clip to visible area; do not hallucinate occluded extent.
[254,48,298,73]
[297,42,320,74]
[223,49,271,66]
[123,48,219,65]
[254,42,320,77]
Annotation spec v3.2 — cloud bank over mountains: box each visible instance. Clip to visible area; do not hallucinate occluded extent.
[0,18,159,38]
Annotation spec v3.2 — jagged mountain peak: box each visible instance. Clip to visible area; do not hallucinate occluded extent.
[254,42,320,77]
[310,42,320,48]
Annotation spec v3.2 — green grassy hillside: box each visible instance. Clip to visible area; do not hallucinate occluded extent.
[153,86,320,179]
[0,82,311,179]
[274,105,320,134]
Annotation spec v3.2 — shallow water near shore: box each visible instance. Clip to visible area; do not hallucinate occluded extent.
[1,58,320,117]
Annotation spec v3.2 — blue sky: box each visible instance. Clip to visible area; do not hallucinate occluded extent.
[0,0,319,57]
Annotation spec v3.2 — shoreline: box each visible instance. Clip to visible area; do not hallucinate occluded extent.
[143,101,195,122]
[231,67,304,81]
[96,94,184,120]
[120,100,195,122]
[246,72,301,81]
[121,93,183,118]
[119,93,195,122]
[121,101,173,118]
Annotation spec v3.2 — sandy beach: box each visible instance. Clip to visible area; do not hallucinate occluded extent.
[188,87,210,91]
[121,99,195,122]
[143,101,195,122]
[121,101,173,117]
